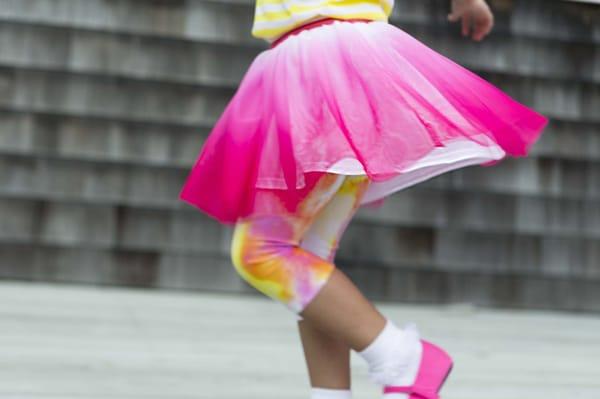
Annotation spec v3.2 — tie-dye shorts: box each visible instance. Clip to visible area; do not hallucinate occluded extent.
[230,173,370,316]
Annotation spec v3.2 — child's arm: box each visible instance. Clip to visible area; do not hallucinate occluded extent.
[447,0,494,41]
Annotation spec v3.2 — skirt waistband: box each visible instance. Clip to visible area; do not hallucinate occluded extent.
[270,17,374,49]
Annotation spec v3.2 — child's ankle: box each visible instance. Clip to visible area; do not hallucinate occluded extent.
[357,319,422,388]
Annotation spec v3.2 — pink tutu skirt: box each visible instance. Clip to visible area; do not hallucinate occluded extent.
[179,18,548,224]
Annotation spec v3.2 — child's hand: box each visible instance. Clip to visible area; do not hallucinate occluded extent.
[447,0,494,41]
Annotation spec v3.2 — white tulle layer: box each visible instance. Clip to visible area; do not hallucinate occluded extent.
[325,137,506,205]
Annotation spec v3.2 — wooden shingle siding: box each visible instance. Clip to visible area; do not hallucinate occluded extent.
[0,0,598,311]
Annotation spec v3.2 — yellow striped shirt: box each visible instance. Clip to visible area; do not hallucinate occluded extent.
[251,0,394,42]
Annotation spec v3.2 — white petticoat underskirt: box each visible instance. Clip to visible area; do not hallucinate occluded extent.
[325,137,506,206]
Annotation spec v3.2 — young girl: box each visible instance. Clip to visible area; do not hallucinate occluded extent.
[179,0,548,398]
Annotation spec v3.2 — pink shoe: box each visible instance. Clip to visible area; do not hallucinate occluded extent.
[383,340,453,399]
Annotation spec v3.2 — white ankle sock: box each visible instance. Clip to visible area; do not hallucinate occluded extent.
[357,318,422,398]
[310,387,352,399]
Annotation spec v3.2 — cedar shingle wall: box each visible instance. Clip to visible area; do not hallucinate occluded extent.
[1,0,599,311]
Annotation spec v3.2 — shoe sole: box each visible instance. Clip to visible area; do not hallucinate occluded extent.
[438,362,454,393]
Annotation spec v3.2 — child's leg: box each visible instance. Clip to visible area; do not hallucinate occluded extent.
[296,175,374,393]
[230,173,348,313]
[230,173,423,396]
[299,320,351,392]
[296,178,425,398]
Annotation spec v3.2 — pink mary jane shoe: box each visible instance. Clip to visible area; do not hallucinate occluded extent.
[383,340,453,399]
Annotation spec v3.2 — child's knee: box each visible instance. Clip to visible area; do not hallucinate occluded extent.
[229,218,336,315]
[230,221,294,302]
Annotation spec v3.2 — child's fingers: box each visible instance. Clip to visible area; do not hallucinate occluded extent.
[447,11,461,22]
[462,14,471,37]
[472,15,493,41]
[472,21,484,40]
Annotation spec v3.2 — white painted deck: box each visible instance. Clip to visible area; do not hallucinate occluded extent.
[0,281,598,399]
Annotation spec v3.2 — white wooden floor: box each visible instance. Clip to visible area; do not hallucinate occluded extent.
[0,281,598,399]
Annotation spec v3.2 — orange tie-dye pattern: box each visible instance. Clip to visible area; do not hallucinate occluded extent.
[230,173,370,314]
